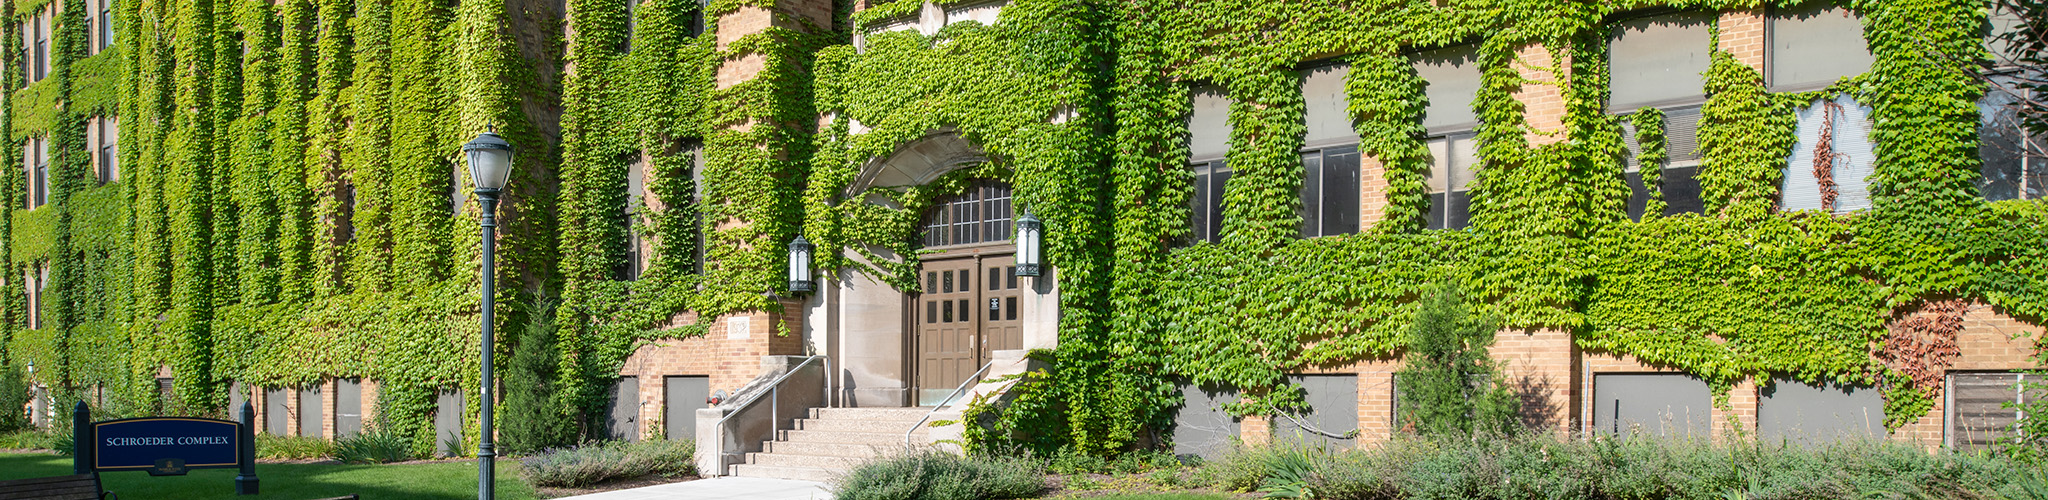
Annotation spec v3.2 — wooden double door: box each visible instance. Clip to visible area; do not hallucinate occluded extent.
[915,254,1023,406]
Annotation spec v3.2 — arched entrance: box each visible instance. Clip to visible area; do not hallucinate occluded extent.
[911,180,1025,406]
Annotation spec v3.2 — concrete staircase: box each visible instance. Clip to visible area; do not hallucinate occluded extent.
[728,407,931,482]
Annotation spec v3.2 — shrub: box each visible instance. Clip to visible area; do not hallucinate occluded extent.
[257,434,335,460]
[1195,434,2031,500]
[837,451,1044,500]
[518,439,696,488]
[1394,284,1520,437]
[500,297,577,455]
[0,429,63,450]
[333,425,416,464]
[0,365,29,433]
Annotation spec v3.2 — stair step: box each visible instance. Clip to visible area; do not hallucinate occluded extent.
[749,452,867,469]
[795,418,932,433]
[764,440,903,458]
[730,464,841,482]
[808,407,933,421]
[779,429,927,446]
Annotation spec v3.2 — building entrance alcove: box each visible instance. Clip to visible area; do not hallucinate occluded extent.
[810,130,1058,408]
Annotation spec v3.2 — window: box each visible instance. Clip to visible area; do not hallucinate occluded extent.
[100,0,114,52]
[1424,133,1477,229]
[1782,95,1877,213]
[1298,63,1361,238]
[1591,373,1713,439]
[25,264,43,329]
[34,6,48,82]
[619,155,648,280]
[1948,372,2046,452]
[688,143,705,274]
[1414,44,1482,230]
[921,181,1013,247]
[1188,86,1232,242]
[1191,160,1230,243]
[1758,378,1884,445]
[1300,146,1360,237]
[689,0,706,36]
[1978,74,2043,201]
[623,0,637,53]
[93,117,120,185]
[25,136,48,208]
[1622,106,1707,219]
[1767,1,1873,91]
[1989,2,2028,68]
[1607,12,1713,112]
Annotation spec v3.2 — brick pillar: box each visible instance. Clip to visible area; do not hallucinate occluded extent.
[284,385,300,437]
[1240,415,1270,447]
[1494,328,1579,434]
[323,379,338,438]
[1510,43,1569,146]
[1715,377,1759,442]
[1358,155,1391,230]
[361,380,381,430]
[1356,369,1398,444]
[252,388,269,435]
[1718,9,1767,71]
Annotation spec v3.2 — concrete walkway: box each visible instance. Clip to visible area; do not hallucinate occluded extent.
[552,477,834,500]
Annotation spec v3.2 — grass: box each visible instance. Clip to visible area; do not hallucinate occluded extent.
[1075,495,1234,500]
[0,452,538,500]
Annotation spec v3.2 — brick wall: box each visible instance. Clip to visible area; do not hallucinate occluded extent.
[1358,155,1390,229]
[1718,9,1767,70]
[1894,303,2044,448]
[619,299,808,440]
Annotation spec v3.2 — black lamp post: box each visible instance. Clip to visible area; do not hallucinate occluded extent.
[1014,210,1043,277]
[788,235,814,293]
[462,130,513,500]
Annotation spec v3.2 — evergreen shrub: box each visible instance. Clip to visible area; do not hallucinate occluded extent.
[501,297,578,455]
[1393,285,1520,437]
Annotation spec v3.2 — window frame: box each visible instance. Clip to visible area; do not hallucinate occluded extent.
[1189,159,1230,243]
[1422,131,1479,230]
[1619,103,1709,220]
[1299,144,1361,238]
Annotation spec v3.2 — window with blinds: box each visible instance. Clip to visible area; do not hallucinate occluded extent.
[1766,1,1874,92]
[1621,106,1706,220]
[1782,95,1877,213]
[1607,11,1713,113]
[1948,372,2045,452]
[921,181,1014,248]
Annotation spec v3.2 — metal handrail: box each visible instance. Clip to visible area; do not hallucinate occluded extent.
[904,361,994,448]
[710,355,831,474]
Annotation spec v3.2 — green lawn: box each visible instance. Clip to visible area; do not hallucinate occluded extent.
[0,452,538,500]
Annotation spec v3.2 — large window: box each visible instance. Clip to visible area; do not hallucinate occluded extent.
[1767,1,1873,91]
[100,0,113,52]
[1782,95,1877,213]
[1608,12,1710,220]
[1621,106,1706,220]
[921,181,1013,248]
[1299,63,1360,238]
[1978,74,2043,201]
[1414,45,1481,230]
[34,5,48,82]
[1188,86,1231,243]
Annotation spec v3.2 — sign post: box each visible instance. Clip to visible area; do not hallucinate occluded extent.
[76,401,259,495]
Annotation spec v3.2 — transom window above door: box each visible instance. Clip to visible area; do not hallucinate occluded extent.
[921,181,1014,247]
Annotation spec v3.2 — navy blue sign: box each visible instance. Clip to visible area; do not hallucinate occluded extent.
[93,417,241,473]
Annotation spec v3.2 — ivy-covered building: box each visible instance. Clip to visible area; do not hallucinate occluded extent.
[4,0,2046,478]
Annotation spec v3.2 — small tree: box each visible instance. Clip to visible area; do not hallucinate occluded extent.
[500,297,577,454]
[1395,285,1520,437]
[0,364,27,433]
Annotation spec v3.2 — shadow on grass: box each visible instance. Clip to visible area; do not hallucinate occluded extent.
[0,452,537,500]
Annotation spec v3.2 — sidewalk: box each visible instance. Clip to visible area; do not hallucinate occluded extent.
[551,476,834,500]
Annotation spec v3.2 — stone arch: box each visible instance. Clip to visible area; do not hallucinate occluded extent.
[845,128,990,197]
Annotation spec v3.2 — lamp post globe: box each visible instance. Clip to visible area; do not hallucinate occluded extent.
[463,130,513,500]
